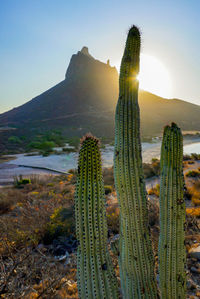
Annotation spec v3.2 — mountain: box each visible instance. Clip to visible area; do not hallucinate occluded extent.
[138,91,200,137]
[0,47,118,140]
[0,46,200,152]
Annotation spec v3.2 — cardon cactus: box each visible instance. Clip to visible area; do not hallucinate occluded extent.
[75,134,119,299]
[114,25,158,298]
[158,123,186,298]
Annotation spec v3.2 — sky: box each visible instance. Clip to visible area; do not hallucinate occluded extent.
[0,0,200,113]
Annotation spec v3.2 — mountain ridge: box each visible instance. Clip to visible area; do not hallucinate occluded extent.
[0,47,199,153]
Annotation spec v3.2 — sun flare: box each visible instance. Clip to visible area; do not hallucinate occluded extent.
[115,54,172,98]
[138,54,172,98]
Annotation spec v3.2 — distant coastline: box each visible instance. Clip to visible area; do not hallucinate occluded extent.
[1,137,200,186]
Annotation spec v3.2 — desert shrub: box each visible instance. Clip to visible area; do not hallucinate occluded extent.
[143,163,155,178]
[186,181,200,206]
[183,154,192,161]
[8,135,22,144]
[148,184,160,197]
[0,175,75,254]
[14,175,31,188]
[186,207,200,218]
[186,170,200,177]
[104,185,112,195]
[27,140,55,156]
[0,193,15,215]
[43,206,75,244]
[68,169,76,174]
[187,160,195,164]
[191,197,200,206]
[66,136,81,149]
[106,204,119,234]
[183,153,200,161]
[151,159,160,175]
[184,187,192,201]
[190,153,200,160]
[103,167,114,186]
[148,199,159,226]
[151,158,158,163]
[39,141,55,156]
[143,159,160,179]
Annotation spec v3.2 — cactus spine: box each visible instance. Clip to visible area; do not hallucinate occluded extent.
[114,26,158,298]
[158,123,186,299]
[75,134,119,299]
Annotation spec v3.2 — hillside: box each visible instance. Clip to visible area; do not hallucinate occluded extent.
[0,46,200,152]
[139,91,200,137]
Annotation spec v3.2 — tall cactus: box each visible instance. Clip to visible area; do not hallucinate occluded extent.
[75,134,119,299]
[114,25,158,298]
[158,123,186,299]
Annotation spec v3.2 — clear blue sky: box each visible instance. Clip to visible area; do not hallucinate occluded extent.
[0,0,200,113]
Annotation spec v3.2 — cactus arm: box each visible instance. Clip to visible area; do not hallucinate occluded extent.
[75,135,119,299]
[158,123,186,299]
[114,25,158,298]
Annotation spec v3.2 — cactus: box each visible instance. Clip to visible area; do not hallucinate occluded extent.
[114,25,158,298]
[75,134,119,299]
[158,123,186,298]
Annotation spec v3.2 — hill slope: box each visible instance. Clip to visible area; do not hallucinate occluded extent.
[0,46,200,152]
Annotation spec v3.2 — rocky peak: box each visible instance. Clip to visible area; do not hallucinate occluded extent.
[79,46,93,58]
[65,47,117,80]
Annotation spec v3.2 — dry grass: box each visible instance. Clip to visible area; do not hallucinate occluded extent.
[0,246,78,298]
[0,175,75,252]
[186,207,200,218]
[0,174,77,298]
[0,166,200,298]
[187,181,200,207]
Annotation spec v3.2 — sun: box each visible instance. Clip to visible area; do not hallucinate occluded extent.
[114,54,172,98]
[137,54,172,98]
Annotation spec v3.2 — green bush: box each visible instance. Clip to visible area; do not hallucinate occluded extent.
[8,136,22,144]
[66,137,80,149]
[186,170,200,177]
[27,131,66,153]
[14,175,31,188]
[43,206,75,244]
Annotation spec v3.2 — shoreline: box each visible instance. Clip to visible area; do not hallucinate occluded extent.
[0,137,200,187]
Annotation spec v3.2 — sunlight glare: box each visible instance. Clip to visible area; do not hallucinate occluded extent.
[138,54,172,98]
[114,54,172,98]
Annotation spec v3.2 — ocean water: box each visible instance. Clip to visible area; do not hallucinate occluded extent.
[1,141,200,184]
[183,142,200,155]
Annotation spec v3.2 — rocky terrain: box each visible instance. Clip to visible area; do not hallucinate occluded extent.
[0,156,200,298]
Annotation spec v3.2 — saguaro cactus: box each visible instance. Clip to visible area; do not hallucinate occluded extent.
[114,25,158,298]
[158,123,186,299]
[75,134,119,299]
